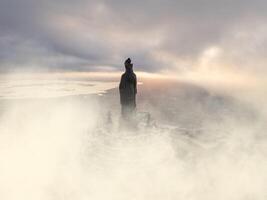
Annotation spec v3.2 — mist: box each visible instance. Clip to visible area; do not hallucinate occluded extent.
[0,73,266,200]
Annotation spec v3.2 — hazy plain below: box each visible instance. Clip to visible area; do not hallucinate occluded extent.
[0,72,266,200]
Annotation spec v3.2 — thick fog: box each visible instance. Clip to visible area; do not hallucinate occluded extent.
[0,74,266,200]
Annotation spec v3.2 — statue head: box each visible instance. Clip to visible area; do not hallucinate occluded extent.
[124,58,133,71]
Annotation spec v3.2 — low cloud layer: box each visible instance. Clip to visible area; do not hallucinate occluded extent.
[0,0,267,73]
[0,82,267,200]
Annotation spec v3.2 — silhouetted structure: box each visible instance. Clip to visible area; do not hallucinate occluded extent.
[119,58,137,119]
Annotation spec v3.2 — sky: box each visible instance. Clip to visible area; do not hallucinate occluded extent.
[0,0,267,74]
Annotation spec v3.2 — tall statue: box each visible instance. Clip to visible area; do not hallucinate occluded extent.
[119,58,137,119]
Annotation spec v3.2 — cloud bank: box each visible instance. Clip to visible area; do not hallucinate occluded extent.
[1,84,267,200]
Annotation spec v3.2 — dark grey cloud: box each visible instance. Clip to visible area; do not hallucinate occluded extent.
[0,0,267,73]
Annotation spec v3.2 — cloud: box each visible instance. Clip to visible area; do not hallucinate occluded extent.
[0,0,267,73]
[1,81,267,199]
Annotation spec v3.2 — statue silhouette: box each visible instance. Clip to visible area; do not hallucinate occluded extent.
[119,58,137,119]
